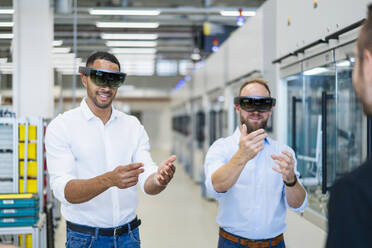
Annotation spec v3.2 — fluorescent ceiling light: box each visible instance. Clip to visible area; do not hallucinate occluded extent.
[0,22,13,27]
[0,9,14,14]
[90,9,160,16]
[53,40,63,46]
[191,53,201,61]
[115,54,156,60]
[53,47,71,53]
[220,10,256,17]
[101,33,158,40]
[118,85,136,91]
[303,67,328,76]
[336,60,351,67]
[57,69,79,75]
[96,22,159,29]
[0,33,13,39]
[106,41,157,47]
[110,48,157,54]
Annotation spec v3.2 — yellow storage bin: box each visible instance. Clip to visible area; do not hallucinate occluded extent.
[19,234,32,248]
[19,161,37,177]
[19,179,37,193]
[19,143,37,160]
[19,125,37,141]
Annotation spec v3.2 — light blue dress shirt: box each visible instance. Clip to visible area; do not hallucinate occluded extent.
[204,127,307,240]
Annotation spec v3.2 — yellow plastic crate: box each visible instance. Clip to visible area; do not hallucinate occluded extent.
[19,125,37,141]
[19,161,37,177]
[19,234,32,248]
[0,193,34,199]
[19,179,37,193]
[19,143,37,160]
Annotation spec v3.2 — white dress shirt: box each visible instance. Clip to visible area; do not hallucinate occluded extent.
[204,127,307,239]
[45,99,158,228]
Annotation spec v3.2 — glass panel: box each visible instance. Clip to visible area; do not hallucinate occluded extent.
[284,54,368,219]
[209,110,216,145]
[302,63,336,216]
[285,74,303,163]
[335,60,367,179]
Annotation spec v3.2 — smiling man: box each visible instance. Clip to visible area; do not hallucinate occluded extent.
[204,79,307,248]
[46,51,176,248]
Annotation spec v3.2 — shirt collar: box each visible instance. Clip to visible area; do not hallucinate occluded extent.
[233,126,271,145]
[80,97,119,122]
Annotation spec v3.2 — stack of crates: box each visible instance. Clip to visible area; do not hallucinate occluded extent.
[0,119,16,193]
[19,124,38,193]
[0,117,44,248]
[0,194,39,227]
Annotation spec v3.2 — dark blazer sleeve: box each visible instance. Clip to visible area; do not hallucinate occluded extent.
[326,177,372,248]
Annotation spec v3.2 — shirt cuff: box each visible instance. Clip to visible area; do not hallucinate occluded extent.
[286,190,308,212]
[139,165,158,195]
[205,175,226,199]
[50,174,75,205]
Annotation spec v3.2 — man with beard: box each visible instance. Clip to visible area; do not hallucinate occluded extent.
[326,5,372,248]
[45,51,176,247]
[204,79,307,248]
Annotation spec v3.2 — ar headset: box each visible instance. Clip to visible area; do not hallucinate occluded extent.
[234,96,276,112]
[79,66,127,89]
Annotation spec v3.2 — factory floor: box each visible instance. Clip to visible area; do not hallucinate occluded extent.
[54,150,326,248]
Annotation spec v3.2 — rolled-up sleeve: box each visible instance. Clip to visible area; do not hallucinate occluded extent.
[45,116,76,205]
[132,125,158,194]
[204,139,229,199]
[284,148,308,212]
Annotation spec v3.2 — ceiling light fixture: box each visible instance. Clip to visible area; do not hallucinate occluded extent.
[96,22,159,29]
[101,33,158,40]
[53,40,63,46]
[303,67,328,76]
[220,10,256,17]
[110,48,157,54]
[0,22,13,27]
[336,60,351,67]
[0,33,13,39]
[53,47,71,53]
[90,9,160,16]
[0,9,14,15]
[106,41,157,47]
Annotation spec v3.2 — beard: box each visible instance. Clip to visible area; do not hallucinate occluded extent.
[240,114,269,134]
[87,86,116,109]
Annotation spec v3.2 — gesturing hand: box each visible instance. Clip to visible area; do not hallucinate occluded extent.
[155,155,177,187]
[111,163,144,189]
[271,151,296,183]
[239,124,268,162]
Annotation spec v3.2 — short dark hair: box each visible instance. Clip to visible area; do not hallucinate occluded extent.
[239,78,271,96]
[357,4,372,64]
[86,51,121,71]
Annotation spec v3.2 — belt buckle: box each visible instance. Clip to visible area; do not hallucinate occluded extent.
[114,227,118,236]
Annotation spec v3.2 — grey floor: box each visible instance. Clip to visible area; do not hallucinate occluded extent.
[54,150,326,248]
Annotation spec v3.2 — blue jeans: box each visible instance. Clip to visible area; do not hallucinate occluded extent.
[218,233,285,248]
[66,225,141,248]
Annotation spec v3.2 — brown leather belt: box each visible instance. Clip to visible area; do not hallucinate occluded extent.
[219,228,283,248]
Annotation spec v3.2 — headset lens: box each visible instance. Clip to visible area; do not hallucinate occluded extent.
[89,69,126,89]
[235,97,275,112]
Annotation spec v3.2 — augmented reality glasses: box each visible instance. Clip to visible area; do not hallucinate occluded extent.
[79,66,126,89]
[234,96,276,112]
